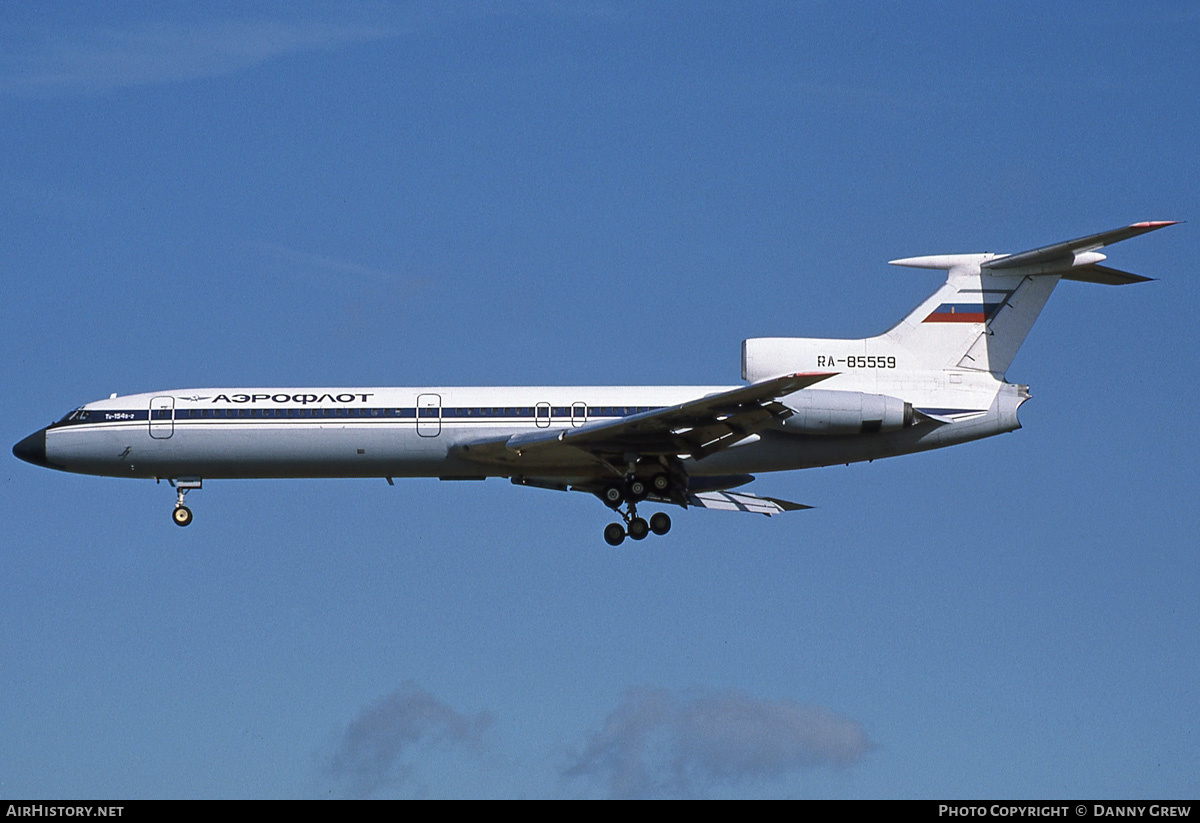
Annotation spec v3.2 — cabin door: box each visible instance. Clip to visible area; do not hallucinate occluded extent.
[149,396,175,439]
[571,402,587,428]
[417,393,442,437]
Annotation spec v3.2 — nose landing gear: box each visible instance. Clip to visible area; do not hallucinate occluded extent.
[169,478,202,527]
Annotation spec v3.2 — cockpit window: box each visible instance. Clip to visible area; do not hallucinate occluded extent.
[56,407,89,425]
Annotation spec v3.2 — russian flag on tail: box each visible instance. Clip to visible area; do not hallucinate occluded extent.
[923,302,1005,323]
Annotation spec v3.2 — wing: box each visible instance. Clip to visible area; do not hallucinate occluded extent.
[453,371,836,471]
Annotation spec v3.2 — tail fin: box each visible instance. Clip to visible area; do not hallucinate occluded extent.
[883,221,1176,377]
[741,222,1176,383]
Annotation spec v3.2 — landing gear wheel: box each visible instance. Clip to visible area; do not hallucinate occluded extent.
[626,478,648,502]
[172,505,193,527]
[604,523,626,546]
[602,484,625,508]
[627,517,649,540]
[650,473,671,494]
[649,512,671,535]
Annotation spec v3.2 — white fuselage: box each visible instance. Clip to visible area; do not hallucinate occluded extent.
[32,374,1021,484]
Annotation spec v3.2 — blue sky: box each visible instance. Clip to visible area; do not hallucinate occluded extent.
[2,1,1197,799]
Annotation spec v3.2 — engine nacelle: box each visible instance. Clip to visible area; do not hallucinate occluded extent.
[779,390,914,435]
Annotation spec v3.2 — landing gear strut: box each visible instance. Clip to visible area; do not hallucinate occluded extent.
[170,478,202,527]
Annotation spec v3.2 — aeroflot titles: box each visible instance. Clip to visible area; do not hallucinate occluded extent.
[212,393,375,404]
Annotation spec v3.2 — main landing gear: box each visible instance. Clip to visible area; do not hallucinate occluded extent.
[170,478,202,527]
[603,510,672,546]
[600,473,674,546]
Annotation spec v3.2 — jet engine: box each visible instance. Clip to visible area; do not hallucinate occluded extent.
[779,390,914,435]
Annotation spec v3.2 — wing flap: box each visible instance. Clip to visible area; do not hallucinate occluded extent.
[687,490,811,516]
[511,474,804,516]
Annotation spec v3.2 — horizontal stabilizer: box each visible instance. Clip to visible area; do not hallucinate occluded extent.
[1060,264,1153,286]
[688,490,811,516]
[888,221,1176,284]
[983,221,1178,271]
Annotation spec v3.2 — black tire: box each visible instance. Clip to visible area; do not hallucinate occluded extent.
[173,505,193,527]
[628,517,649,540]
[602,484,624,508]
[604,523,626,546]
[649,512,671,535]
[626,478,648,502]
[650,473,671,493]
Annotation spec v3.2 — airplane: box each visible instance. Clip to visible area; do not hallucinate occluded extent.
[13,221,1176,545]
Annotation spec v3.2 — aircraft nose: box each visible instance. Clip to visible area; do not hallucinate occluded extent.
[13,428,48,467]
